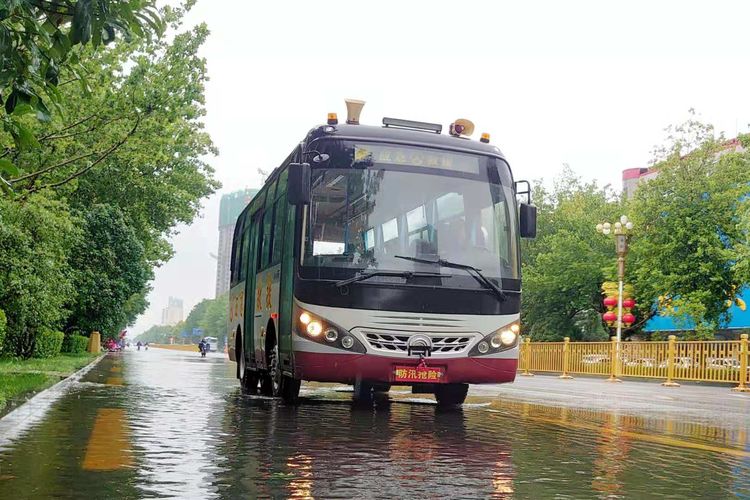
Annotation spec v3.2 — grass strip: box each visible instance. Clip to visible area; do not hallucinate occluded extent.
[0,353,99,412]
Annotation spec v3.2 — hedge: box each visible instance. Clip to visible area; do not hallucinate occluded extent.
[33,329,65,358]
[62,334,89,354]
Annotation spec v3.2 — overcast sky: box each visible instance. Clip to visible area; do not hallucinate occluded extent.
[129,0,750,335]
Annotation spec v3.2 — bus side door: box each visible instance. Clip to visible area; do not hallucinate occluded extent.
[243,211,263,370]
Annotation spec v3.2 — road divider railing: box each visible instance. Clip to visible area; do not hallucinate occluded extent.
[517,334,750,392]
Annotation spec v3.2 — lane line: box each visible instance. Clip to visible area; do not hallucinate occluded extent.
[504,412,750,458]
[82,408,132,471]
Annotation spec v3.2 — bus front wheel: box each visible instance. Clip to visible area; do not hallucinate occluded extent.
[261,343,300,402]
[434,383,468,406]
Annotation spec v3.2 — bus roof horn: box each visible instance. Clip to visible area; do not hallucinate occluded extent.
[345,99,365,125]
[449,118,474,137]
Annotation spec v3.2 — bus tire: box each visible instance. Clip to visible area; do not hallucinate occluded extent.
[353,380,374,404]
[239,338,259,395]
[434,383,468,406]
[261,338,280,397]
[241,368,259,395]
[280,375,301,403]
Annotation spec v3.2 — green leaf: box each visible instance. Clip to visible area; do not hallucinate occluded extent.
[12,122,40,150]
[71,0,94,45]
[0,159,19,177]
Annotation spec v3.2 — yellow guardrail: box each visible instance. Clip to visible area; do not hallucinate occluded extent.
[149,343,199,352]
[518,334,750,392]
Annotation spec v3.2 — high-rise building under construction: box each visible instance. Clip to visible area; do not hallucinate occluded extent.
[215,189,258,297]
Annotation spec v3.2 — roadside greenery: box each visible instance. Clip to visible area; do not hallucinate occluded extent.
[521,168,623,341]
[0,352,98,412]
[32,328,64,358]
[0,2,218,358]
[0,0,165,181]
[628,121,750,339]
[522,118,750,341]
[61,333,88,354]
[136,294,228,345]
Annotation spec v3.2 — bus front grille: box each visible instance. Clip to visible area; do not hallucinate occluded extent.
[362,332,474,354]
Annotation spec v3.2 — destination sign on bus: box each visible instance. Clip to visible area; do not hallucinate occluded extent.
[354,144,480,174]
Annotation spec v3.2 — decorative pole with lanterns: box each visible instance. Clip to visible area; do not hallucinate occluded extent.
[596,216,635,343]
[597,216,635,380]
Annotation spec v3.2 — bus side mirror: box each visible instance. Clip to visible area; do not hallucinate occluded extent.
[519,203,537,238]
[288,163,311,205]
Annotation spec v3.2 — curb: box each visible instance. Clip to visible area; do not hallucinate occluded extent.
[0,354,106,448]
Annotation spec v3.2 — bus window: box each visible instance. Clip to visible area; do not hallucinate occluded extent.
[230,219,244,285]
[238,228,250,281]
[260,208,274,269]
[271,198,285,264]
[436,192,464,220]
[364,228,375,251]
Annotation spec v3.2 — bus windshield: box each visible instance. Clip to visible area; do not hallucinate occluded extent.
[302,143,519,283]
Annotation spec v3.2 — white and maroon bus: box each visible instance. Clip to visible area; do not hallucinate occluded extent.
[227,101,536,405]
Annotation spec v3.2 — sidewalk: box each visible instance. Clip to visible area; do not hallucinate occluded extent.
[472,374,750,430]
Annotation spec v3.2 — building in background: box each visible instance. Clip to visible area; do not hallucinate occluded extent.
[215,189,258,297]
[161,297,184,326]
[621,137,748,338]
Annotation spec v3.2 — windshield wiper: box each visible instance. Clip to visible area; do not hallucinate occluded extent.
[394,255,508,301]
[334,270,448,288]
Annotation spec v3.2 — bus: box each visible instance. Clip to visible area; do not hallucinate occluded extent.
[227,101,536,405]
[204,336,219,352]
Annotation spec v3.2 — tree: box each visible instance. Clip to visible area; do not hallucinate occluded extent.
[628,119,750,338]
[134,324,175,344]
[521,167,622,341]
[4,16,218,264]
[0,0,165,180]
[65,204,152,338]
[199,294,228,339]
[0,193,78,356]
[0,5,217,356]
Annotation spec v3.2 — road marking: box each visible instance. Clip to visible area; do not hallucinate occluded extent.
[82,408,132,470]
[105,377,123,386]
[510,412,750,458]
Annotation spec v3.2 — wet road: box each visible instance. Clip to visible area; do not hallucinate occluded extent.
[0,348,748,499]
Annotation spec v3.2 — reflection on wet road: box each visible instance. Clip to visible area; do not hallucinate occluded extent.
[0,349,748,498]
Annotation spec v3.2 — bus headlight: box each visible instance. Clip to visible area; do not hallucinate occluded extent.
[499,330,517,345]
[294,305,366,353]
[341,336,354,349]
[306,321,323,337]
[324,328,339,342]
[469,321,520,356]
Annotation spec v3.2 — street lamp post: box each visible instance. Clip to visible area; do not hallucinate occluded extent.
[597,216,634,380]
[596,215,634,343]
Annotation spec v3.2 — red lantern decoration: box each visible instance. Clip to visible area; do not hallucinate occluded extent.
[602,311,617,323]
[622,298,636,309]
[603,297,618,308]
[622,313,636,325]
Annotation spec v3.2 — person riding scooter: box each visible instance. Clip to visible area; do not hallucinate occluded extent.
[198,338,207,358]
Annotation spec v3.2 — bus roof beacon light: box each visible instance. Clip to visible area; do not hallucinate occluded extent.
[327,113,338,125]
[480,132,490,143]
[449,118,475,138]
[345,99,365,124]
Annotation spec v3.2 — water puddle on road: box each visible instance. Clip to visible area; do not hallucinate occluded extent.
[0,350,747,498]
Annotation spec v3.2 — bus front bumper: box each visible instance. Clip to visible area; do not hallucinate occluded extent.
[294,351,517,385]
